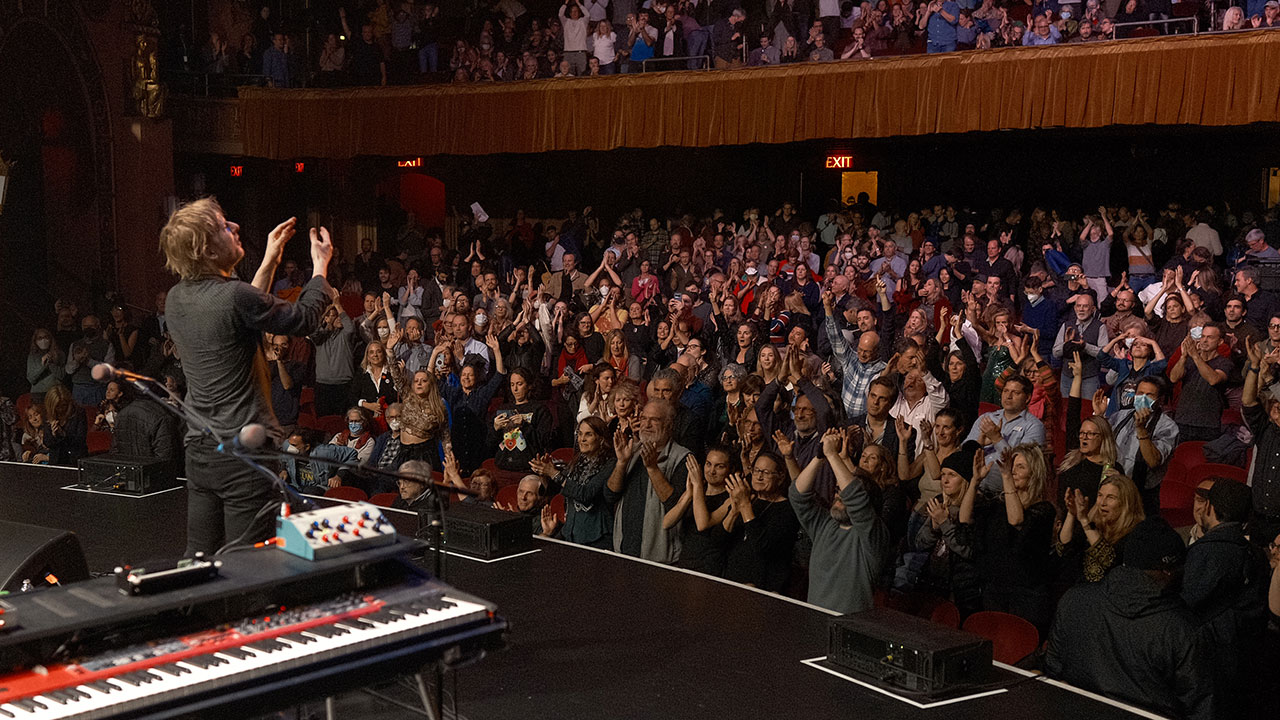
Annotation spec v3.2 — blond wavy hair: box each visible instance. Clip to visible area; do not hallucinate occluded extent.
[159,197,224,279]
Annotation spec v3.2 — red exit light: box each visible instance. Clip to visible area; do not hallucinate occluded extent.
[294,162,306,173]
[229,165,244,177]
[825,155,853,169]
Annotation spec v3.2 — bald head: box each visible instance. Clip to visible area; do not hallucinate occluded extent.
[857,331,880,363]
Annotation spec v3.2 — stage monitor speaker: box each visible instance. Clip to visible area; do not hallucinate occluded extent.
[0,521,91,592]
[77,454,175,495]
[827,607,993,696]
[439,503,533,560]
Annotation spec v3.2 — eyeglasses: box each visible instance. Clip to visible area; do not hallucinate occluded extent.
[1078,431,1101,439]
[753,468,784,478]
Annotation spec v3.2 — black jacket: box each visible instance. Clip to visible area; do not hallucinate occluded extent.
[1181,522,1270,716]
[1046,566,1214,720]
[111,398,182,477]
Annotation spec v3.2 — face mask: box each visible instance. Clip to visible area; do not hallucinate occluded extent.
[1025,293,1040,304]
[348,422,363,435]
[1190,326,1203,340]
[377,327,390,339]
[600,286,611,298]
[442,298,452,308]
[285,445,301,455]
[36,339,51,350]
[388,419,402,431]
[1133,394,1155,412]
[1124,337,1135,348]
[474,313,488,327]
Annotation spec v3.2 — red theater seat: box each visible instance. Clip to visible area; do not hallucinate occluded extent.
[962,611,1040,665]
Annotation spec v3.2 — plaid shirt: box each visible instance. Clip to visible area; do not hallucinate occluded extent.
[825,315,886,419]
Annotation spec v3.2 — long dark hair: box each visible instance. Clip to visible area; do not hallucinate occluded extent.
[576,416,613,463]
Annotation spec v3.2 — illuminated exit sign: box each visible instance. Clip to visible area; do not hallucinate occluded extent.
[398,157,422,168]
[826,155,853,169]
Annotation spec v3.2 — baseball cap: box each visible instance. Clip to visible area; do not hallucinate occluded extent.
[1121,517,1186,571]
[1267,1,1279,9]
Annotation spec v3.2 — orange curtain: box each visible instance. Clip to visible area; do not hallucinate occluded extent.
[239,32,1280,160]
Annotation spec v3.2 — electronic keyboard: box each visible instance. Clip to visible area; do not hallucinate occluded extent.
[0,540,504,719]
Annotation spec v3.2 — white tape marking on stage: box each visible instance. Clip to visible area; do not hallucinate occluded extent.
[800,657,1007,708]
[444,548,542,564]
[529,532,839,609]
[61,484,185,498]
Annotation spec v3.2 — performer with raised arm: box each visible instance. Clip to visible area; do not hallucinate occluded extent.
[159,198,333,555]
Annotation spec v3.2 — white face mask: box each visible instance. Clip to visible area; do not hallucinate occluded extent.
[285,445,301,454]
[36,339,51,350]
[377,327,390,339]
[388,419,402,431]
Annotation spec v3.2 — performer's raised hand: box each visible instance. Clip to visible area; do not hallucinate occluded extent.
[310,226,334,277]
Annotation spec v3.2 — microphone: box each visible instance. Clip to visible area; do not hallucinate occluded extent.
[91,363,156,384]
[216,423,269,453]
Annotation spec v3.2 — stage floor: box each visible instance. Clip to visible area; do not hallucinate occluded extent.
[0,462,1156,719]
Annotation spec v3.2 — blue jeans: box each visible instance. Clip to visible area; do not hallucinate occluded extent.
[927,40,957,54]
[599,61,617,75]
[418,43,438,73]
[1129,274,1157,293]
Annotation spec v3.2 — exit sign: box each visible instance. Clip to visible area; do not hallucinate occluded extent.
[229,165,244,177]
[826,155,853,169]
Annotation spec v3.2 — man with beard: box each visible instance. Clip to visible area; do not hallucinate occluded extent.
[1095,376,1180,517]
[789,429,889,613]
[605,399,690,563]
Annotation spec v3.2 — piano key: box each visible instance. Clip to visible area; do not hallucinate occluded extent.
[181,654,223,669]
[0,596,489,720]
[86,680,120,693]
[247,639,286,653]
[0,705,13,717]
[152,663,190,676]
[218,647,254,660]
[10,698,46,712]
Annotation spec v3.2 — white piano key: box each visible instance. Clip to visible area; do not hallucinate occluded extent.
[4,597,487,720]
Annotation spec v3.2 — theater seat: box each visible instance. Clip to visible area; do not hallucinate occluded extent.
[312,415,346,439]
[324,486,368,502]
[369,492,399,507]
[962,611,1039,665]
[549,493,566,523]
[1160,477,1196,529]
[86,430,113,455]
[977,402,1000,417]
[930,600,961,629]
[16,393,32,416]
[550,447,576,464]
[1185,463,1247,485]
[1167,441,1207,480]
[495,484,518,509]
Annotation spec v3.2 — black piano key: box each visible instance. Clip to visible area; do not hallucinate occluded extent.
[305,624,346,638]
[219,647,254,660]
[42,691,71,705]
[280,632,315,644]
[12,698,47,711]
[181,654,221,669]
[361,611,398,624]
[87,680,120,693]
[247,639,286,653]
[115,673,145,687]
[153,663,189,676]
[338,617,375,629]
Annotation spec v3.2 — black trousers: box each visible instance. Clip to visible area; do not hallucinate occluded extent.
[314,382,350,417]
[185,437,279,556]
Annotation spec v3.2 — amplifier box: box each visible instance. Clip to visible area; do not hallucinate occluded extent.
[77,455,176,495]
[441,502,533,560]
[1252,260,1280,293]
[827,607,993,696]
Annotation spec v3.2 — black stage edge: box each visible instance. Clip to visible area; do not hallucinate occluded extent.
[0,462,1156,720]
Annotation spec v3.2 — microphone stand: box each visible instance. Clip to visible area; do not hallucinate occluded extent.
[233,450,459,581]
[106,368,315,547]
